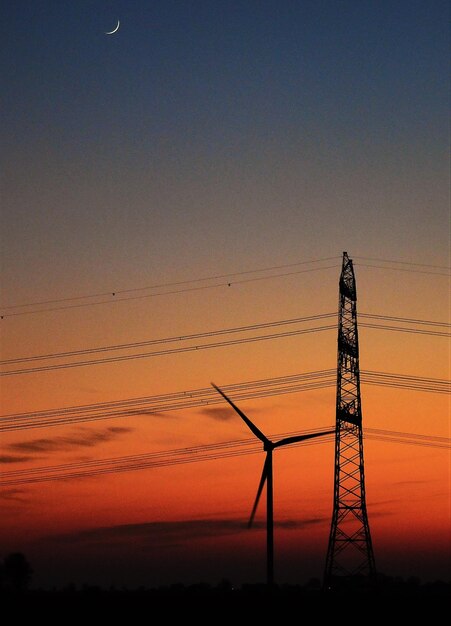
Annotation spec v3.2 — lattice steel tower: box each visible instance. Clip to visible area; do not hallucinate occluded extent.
[324,252,376,588]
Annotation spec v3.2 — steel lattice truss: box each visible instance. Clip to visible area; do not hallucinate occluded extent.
[324,252,376,587]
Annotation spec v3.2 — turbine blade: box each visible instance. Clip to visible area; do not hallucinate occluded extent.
[211,383,270,444]
[273,429,335,448]
[248,455,269,528]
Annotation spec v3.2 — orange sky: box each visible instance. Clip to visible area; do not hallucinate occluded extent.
[0,260,449,587]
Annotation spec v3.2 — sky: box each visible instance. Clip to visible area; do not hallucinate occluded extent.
[0,1,449,588]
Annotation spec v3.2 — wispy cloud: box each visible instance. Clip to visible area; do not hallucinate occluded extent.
[0,488,29,502]
[5,426,133,454]
[367,495,405,517]
[200,404,270,421]
[199,407,237,421]
[0,454,35,464]
[128,410,179,419]
[47,516,328,546]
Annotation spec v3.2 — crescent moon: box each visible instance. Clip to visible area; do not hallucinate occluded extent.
[105,20,120,35]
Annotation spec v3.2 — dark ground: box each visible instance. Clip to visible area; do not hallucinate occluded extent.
[2,578,450,617]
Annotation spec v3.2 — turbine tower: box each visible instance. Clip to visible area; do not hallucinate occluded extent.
[323,251,376,589]
[212,383,333,586]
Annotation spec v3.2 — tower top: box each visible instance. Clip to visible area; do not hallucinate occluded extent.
[339,252,356,301]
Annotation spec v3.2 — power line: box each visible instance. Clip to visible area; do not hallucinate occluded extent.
[0,369,336,419]
[359,313,450,328]
[359,323,449,337]
[0,426,448,487]
[1,430,447,486]
[0,261,340,318]
[1,256,340,310]
[355,263,449,277]
[1,318,449,377]
[365,426,450,444]
[1,254,449,319]
[1,427,324,477]
[354,256,450,270]
[0,370,335,431]
[0,325,337,376]
[0,432,332,486]
[0,313,337,365]
[2,311,448,367]
[0,369,448,432]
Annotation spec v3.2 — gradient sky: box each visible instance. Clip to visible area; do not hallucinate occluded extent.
[0,1,449,588]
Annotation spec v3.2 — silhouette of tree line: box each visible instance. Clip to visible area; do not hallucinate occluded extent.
[0,553,33,592]
[0,552,449,613]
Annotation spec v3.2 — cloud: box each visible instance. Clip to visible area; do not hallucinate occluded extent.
[128,410,179,419]
[367,496,405,517]
[0,454,35,464]
[199,407,236,421]
[199,404,269,421]
[46,516,328,546]
[0,488,29,502]
[5,426,133,454]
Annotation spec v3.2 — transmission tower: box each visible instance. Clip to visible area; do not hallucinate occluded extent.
[323,251,376,589]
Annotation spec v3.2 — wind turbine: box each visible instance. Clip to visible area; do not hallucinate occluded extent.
[212,382,334,586]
